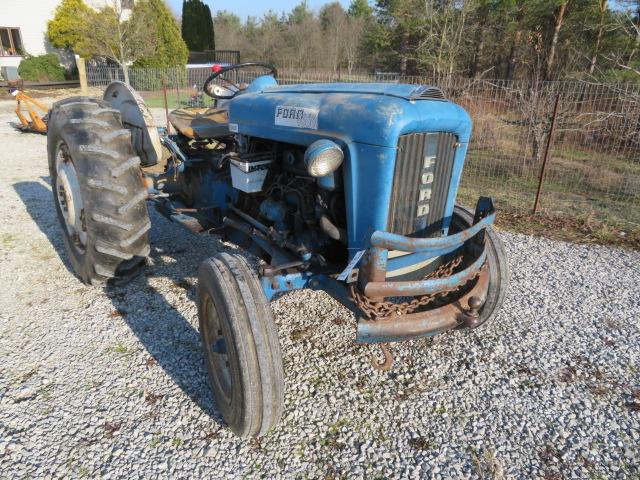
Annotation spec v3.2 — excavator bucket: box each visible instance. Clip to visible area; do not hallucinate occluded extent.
[10,86,49,134]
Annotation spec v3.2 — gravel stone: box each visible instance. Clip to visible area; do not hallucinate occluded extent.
[0,99,639,478]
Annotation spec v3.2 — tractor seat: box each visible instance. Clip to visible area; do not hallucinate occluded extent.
[168,107,230,139]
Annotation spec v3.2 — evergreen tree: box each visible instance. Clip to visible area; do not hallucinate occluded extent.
[181,0,198,51]
[197,1,207,50]
[135,0,188,67]
[47,0,93,51]
[289,1,313,24]
[348,0,372,18]
[181,0,215,52]
[203,3,215,50]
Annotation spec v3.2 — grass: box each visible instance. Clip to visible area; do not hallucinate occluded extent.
[459,139,640,250]
[139,90,215,109]
[459,105,640,248]
[319,419,351,450]
[0,232,18,250]
[470,447,505,480]
[408,436,437,451]
[106,344,138,356]
[38,385,53,400]
[493,208,639,250]
[290,326,315,342]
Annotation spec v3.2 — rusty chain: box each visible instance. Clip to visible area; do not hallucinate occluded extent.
[350,256,483,320]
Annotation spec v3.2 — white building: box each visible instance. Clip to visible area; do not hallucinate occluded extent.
[0,0,133,78]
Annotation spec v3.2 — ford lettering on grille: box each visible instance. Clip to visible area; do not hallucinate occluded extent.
[388,132,457,236]
[416,154,436,218]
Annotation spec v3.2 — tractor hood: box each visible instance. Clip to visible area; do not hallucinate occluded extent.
[228,82,472,148]
[252,83,448,101]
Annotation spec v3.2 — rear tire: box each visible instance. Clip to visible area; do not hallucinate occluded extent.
[197,253,284,437]
[452,205,509,329]
[47,97,150,284]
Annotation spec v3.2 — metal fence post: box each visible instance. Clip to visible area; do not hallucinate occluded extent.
[162,76,171,134]
[532,92,561,215]
[175,71,181,109]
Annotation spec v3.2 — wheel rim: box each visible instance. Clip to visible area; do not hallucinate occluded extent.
[55,143,87,253]
[202,294,233,404]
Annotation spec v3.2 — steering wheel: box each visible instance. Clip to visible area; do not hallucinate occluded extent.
[203,62,277,100]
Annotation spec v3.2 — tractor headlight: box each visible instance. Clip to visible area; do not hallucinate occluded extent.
[304,140,344,177]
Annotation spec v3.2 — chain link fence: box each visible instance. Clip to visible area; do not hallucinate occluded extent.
[87,65,640,229]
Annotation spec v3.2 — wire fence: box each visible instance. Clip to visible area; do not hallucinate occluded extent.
[187,49,240,65]
[86,65,640,229]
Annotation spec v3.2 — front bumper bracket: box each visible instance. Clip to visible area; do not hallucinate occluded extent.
[355,197,495,343]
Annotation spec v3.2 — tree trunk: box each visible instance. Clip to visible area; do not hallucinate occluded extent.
[506,30,522,80]
[545,1,568,81]
[399,28,409,75]
[470,6,487,78]
[588,0,607,75]
[628,3,640,64]
[115,11,130,86]
[471,27,485,78]
[531,128,548,165]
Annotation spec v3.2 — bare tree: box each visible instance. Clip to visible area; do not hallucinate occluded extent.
[589,0,608,74]
[411,0,473,79]
[343,16,366,75]
[501,40,566,166]
[545,0,570,80]
[600,7,640,79]
[80,0,157,84]
[321,3,349,74]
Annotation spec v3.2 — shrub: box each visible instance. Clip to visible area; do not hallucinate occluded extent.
[18,54,66,82]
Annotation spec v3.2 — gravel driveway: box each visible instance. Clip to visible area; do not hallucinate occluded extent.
[0,98,639,479]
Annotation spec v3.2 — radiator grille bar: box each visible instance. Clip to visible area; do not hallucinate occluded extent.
[387,132,457,236]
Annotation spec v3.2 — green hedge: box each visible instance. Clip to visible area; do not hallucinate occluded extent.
[18,54,66,82]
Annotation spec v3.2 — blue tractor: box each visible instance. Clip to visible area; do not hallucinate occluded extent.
[47,63,508,437]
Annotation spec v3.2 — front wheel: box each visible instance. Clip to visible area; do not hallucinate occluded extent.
[197,253,284,437]
[451,205,510,329]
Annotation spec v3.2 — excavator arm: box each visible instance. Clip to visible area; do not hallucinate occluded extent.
[11,88,48,134]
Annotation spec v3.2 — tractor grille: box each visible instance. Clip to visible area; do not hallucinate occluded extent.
[387,132,457,236]
[419,87,446,100]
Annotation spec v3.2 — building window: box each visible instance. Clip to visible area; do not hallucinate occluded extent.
[0,27,23,56]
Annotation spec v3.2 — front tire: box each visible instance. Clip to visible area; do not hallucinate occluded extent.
[452,205,509,329]
[47,97,150,284]
[197,253,284,437]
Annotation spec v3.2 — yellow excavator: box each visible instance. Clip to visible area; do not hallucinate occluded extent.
[9,85,48,134]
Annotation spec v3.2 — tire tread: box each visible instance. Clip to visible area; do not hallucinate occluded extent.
[47,96,150,285]
[197,253,284,437]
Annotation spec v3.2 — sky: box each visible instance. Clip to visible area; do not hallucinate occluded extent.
[165,0,632,21]
[166,0,353,21]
